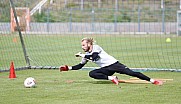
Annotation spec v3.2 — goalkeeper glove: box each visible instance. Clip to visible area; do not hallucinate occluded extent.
[75,52,85,58]
[60,65,69,71]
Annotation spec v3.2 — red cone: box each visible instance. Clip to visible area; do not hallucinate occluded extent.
[9,61,16,79]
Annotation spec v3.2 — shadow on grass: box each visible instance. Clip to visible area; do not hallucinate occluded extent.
[90,80,113,84]
[70,80,113,85]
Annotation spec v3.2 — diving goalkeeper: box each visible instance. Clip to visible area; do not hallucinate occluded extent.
[60,37,163,85]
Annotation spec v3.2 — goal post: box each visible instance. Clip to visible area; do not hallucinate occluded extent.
[10,7,30,32]
[177,10,181,36]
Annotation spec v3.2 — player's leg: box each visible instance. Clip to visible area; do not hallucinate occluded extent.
[89,68,119,85]
[110,62,150,81]
[120,68,163,85]
[121,68,151,81]
[89,68,114,80]
[113,62,163,85]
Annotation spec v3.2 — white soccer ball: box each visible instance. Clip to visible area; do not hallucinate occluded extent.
[24,77,36,88]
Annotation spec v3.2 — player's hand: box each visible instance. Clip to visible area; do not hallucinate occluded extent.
[75,52,82,57]
[60,65,69,71]
[75,52,85,57]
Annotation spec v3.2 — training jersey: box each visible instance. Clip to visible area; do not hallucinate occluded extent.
[80,45,118,67]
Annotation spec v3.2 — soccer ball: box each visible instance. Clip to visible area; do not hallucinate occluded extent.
[24,77,36,88]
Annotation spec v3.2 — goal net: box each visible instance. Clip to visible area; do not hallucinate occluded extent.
[0,0,181,71]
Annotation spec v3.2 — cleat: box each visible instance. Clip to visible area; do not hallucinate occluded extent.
[153,80,163,85]
[111,76,119,85]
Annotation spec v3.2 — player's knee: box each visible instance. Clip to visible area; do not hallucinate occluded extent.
[89,70,96,78]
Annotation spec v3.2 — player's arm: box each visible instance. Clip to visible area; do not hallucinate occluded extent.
[60,63,85,71]
[75,52,100,61]
[71,57,88,70]
[60,58,88,71]
[71,63,86,70]
[91,52,100,61]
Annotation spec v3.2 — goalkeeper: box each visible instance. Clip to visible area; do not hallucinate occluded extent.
[60,37,163,85]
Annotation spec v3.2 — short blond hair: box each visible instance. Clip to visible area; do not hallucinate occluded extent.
[81,37,95,45]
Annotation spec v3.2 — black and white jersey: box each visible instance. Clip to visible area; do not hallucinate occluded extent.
[80,45,118,67]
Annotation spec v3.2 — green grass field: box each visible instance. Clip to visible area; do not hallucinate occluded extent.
[1,34,181,104]
[0,70,181,104]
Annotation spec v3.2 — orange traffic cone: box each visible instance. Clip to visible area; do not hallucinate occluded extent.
[9,61,16,79]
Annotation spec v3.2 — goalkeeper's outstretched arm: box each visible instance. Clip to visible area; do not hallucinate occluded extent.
[60,63,85,71]
[60,61,87,71]
[71,63,86,70]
